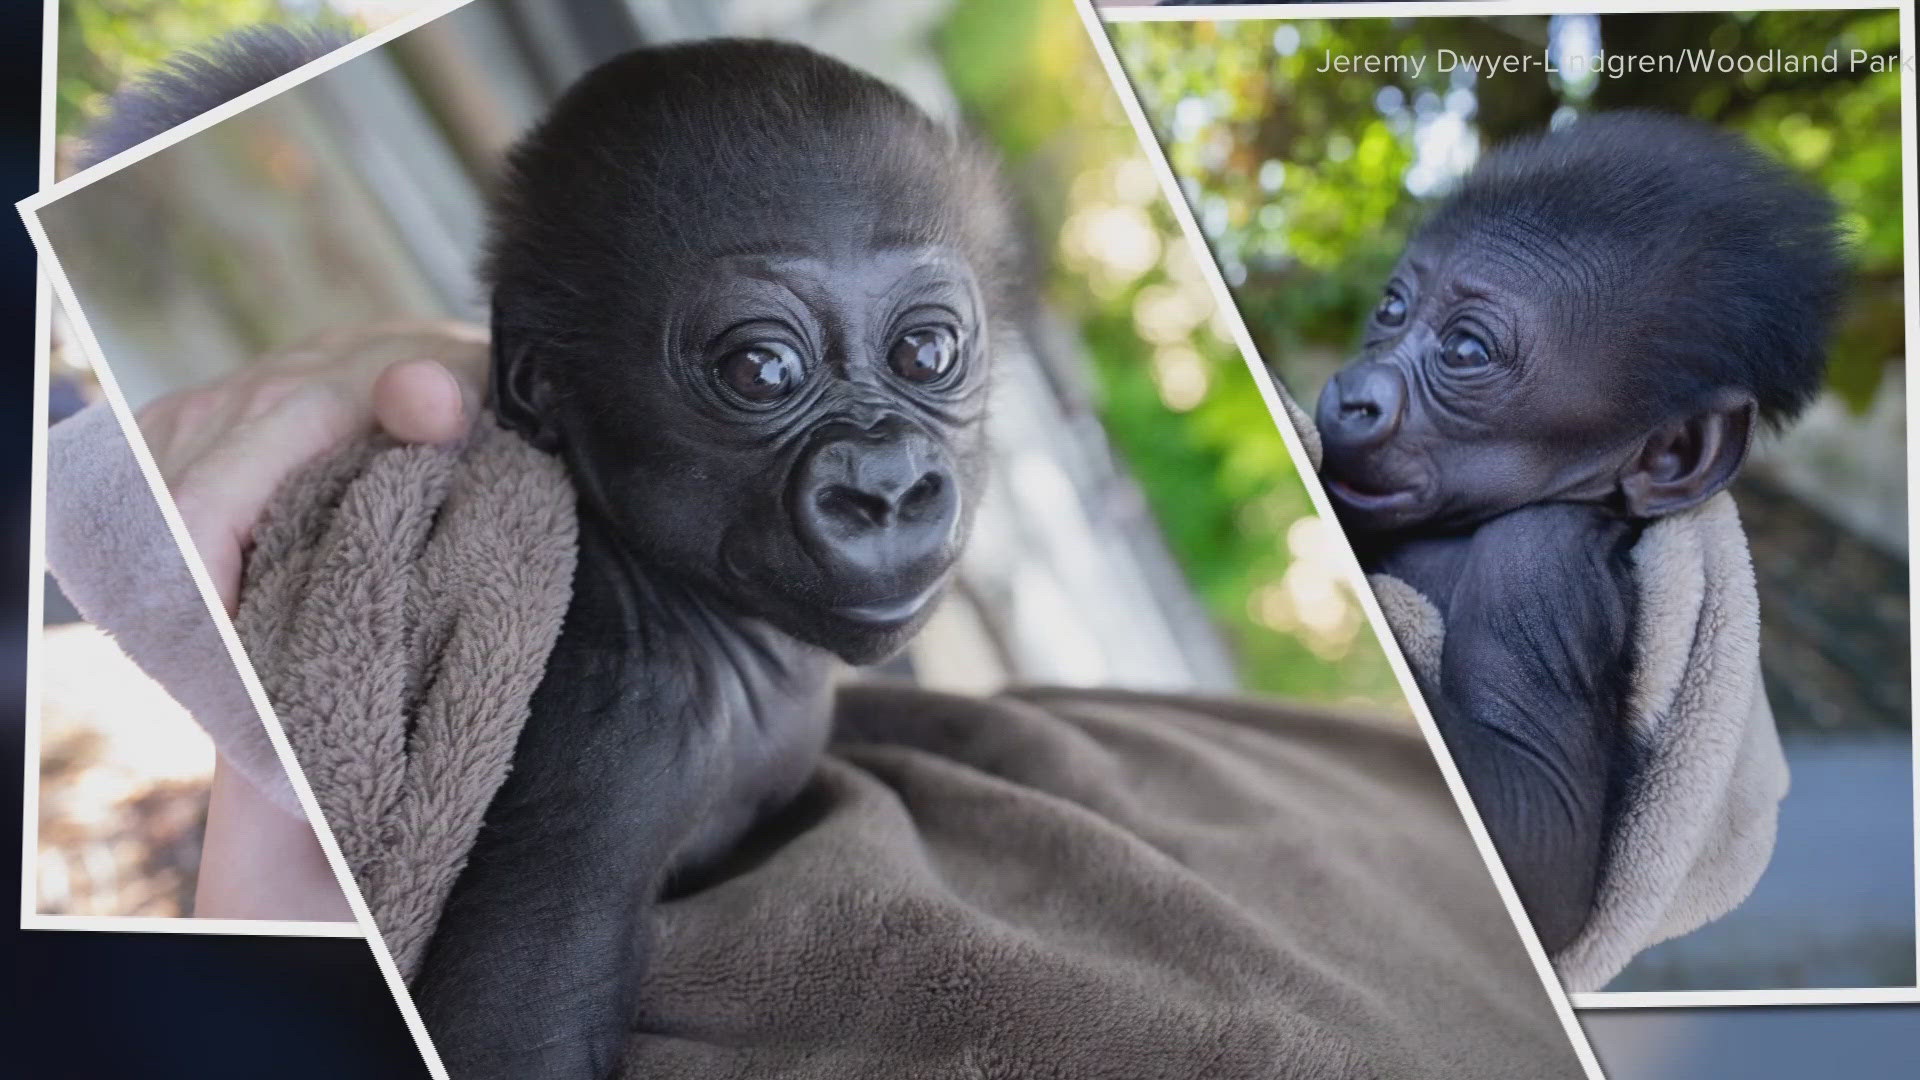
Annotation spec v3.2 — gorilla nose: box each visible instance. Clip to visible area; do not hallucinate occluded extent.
[814,472,946,530]
[796,420,959,580]
[1316,362,1406,453]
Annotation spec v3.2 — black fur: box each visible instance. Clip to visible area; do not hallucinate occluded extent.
[1317,113,1846,952]
[1418,113,1846,428]
[77,24,354,171]
[418,42,1013,1079]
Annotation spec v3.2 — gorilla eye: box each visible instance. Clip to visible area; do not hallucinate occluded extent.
[888,326,959,385]
[1440,330,1491,371]
[717,342,805,403]
[1374,289,1408,328]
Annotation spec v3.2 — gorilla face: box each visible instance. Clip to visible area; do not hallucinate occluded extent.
[628,244,985,664]
[502,237,990,665]
[1318,113,1844,538]
[1317,232,1662,536]
[487,40,1010,665]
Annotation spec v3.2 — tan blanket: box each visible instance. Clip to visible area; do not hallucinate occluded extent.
[226,418,1583,1078]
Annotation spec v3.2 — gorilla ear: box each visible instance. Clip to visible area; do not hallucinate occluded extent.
[490,309,559,451]
[1619,394,1755,518]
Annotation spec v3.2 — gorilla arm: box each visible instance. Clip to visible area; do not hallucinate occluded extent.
[409,519,833,1080]
[1379,503,1635,954]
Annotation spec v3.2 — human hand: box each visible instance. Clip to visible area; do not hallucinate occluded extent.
[197,752,359,922]
[127,321,488,922]
[135,320,489,613]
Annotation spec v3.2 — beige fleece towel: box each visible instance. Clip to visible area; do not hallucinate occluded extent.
[1273,376,1788,992]
[228,417,1583,1078]
[1565,493,1788,987]
[235,418,576,977]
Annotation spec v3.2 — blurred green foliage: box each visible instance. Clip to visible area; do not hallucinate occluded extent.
[59,1,297,143]
[941,1,1405,709]
[1114,11,1906,414]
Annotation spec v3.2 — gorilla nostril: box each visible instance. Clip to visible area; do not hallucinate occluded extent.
[816,484,893,528]
[899,472,944,518]
[1322,364,1406,448]
[815,472,949,531]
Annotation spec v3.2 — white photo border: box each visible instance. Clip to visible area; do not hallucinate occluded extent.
[18,3,487,1077]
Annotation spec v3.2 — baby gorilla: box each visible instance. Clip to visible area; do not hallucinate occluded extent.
[81,30,1011,1079]
[1314,113,1845,952]
[401,43,1015,1078]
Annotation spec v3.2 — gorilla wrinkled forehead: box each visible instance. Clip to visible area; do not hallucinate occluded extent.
[1414,112,1847,425]
[484,40,1016,334]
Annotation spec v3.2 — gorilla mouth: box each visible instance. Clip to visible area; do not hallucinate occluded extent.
[1323,476,1423,513]
[831,576,949,626]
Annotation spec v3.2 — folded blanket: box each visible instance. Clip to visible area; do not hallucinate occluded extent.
[234,418,574,977]
[228,416,1582,1077]
[45,403,301,817]
[1270,378,1788,992]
